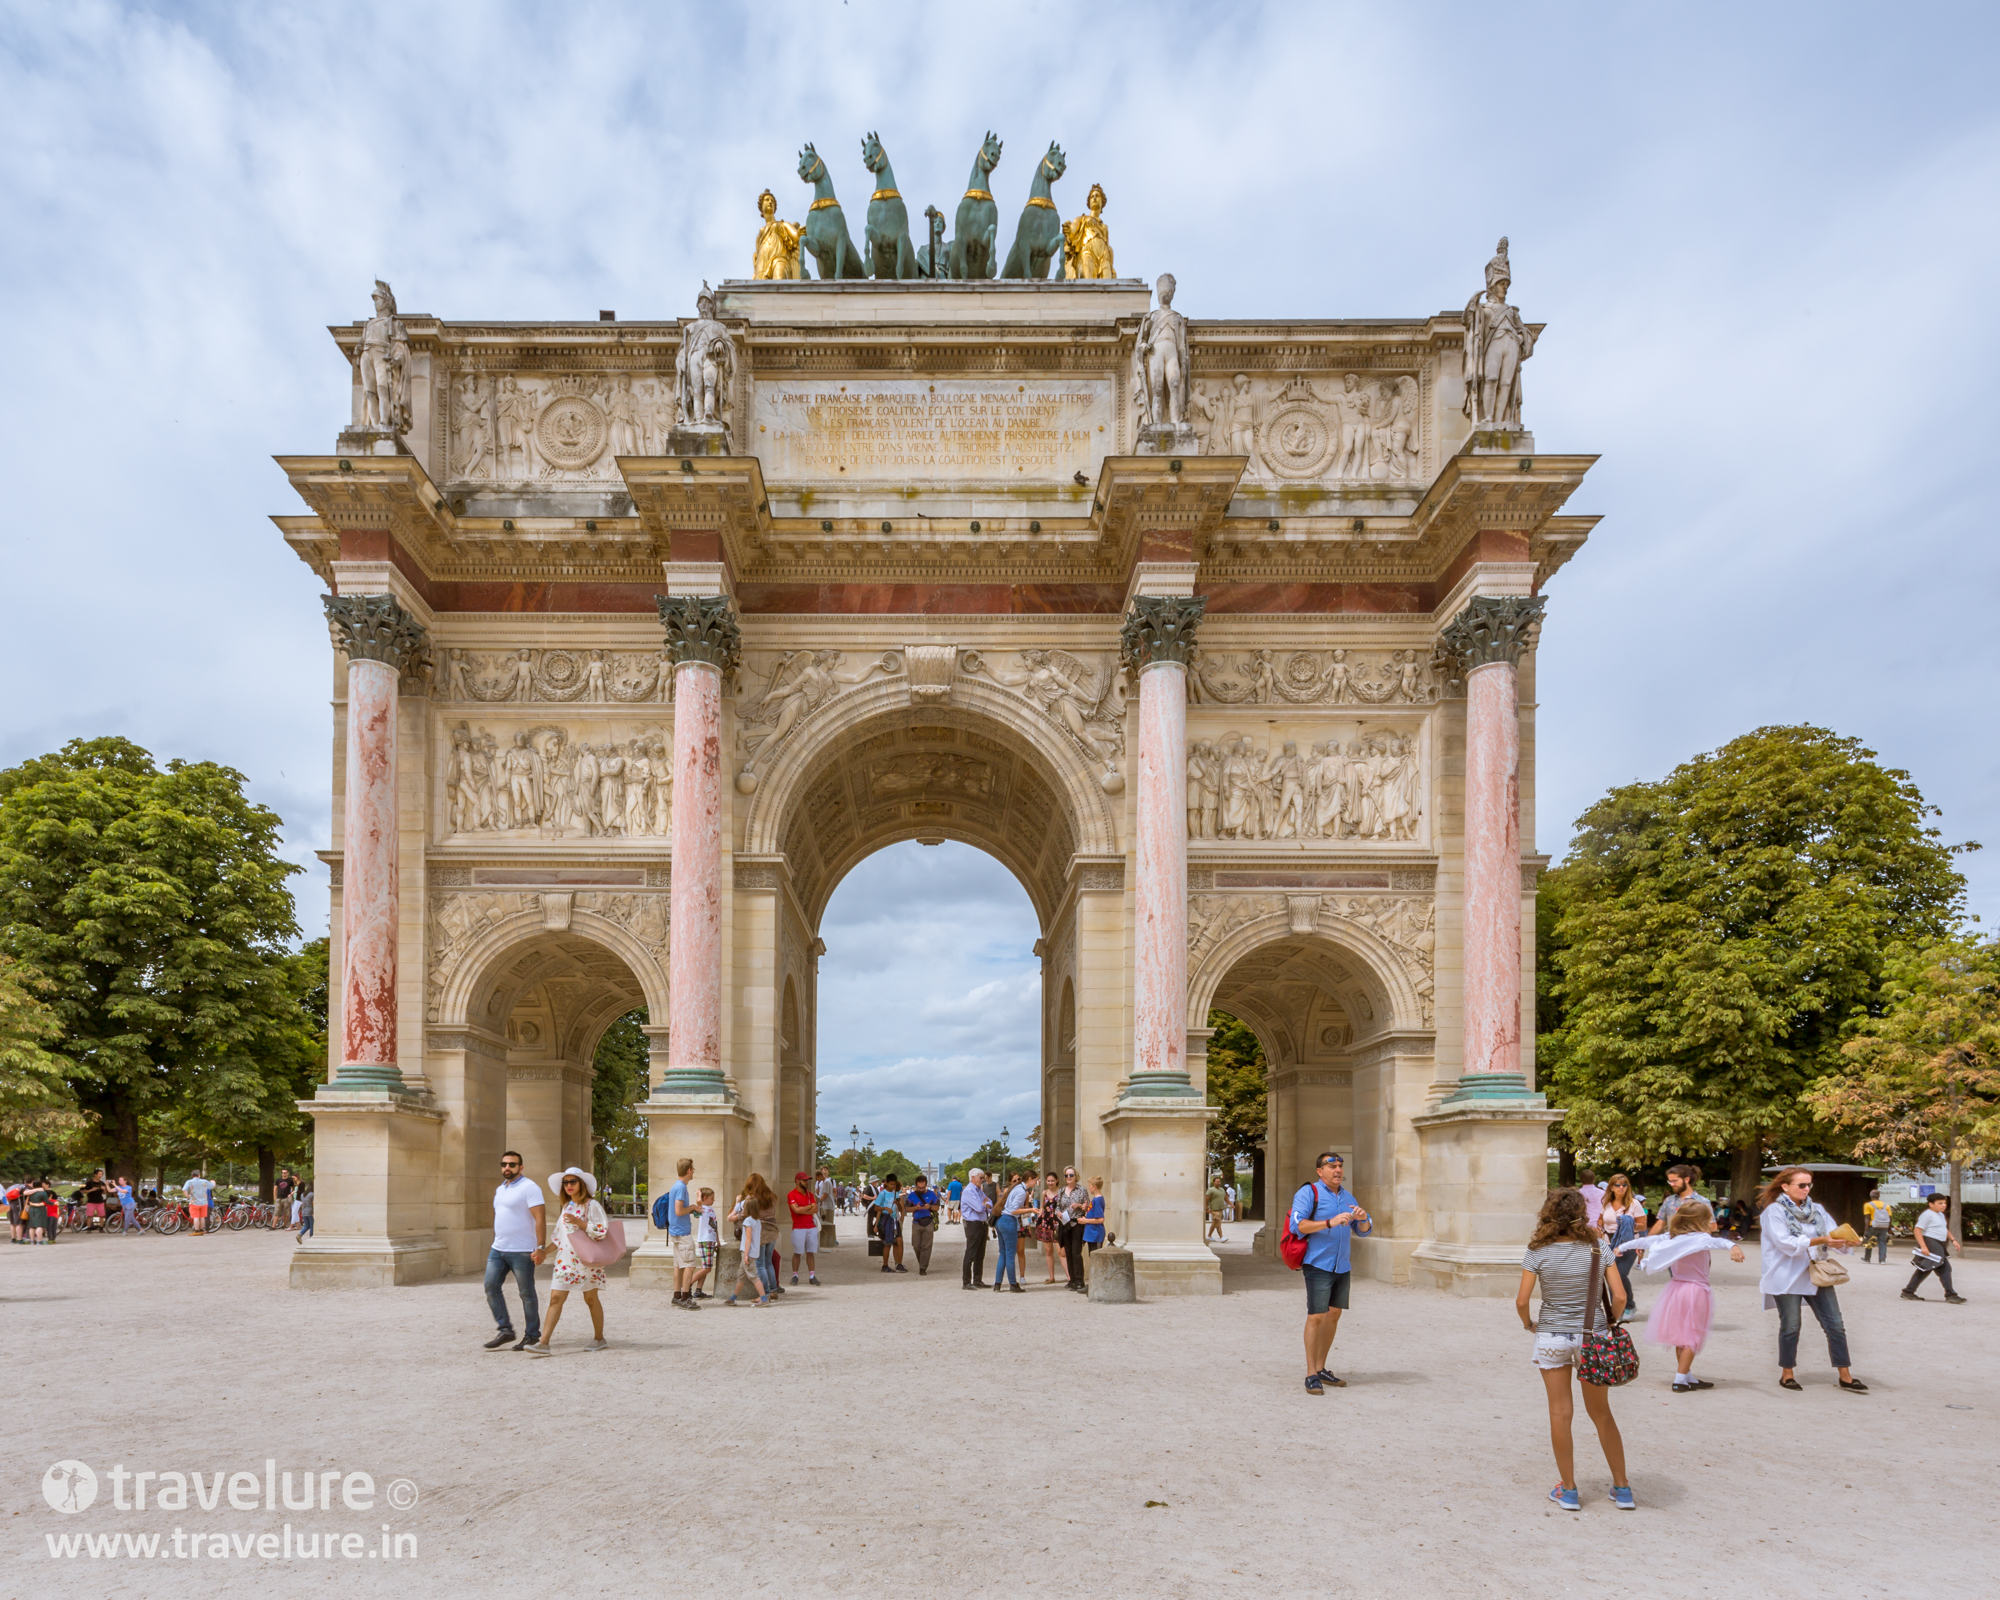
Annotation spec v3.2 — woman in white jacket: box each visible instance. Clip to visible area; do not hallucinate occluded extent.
[1757,1167,1866,1393]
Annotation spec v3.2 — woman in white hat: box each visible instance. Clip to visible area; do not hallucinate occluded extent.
[528,1168,609,1354]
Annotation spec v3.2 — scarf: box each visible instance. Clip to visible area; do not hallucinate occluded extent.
[1778,1193,1825,1243]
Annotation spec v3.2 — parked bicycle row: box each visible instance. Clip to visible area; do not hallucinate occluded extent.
[6,1168,313,1242]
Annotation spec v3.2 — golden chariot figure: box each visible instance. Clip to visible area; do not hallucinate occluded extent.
[1062,183,1115,279]
[752,188,805,280]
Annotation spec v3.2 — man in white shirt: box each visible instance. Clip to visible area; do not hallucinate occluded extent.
[484,1152,546,1350]
[1902,1194,1965,1304]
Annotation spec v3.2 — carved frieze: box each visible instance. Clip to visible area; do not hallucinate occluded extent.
[1190,371,1424,487]
[573,890,670,954]
[444,720,671,840]
[736,649,902,761]
[1193,649,1436,707]
[449,372,670,484]
[961,647,1126,767]
[442,646,670,704]
[1186,723,1422,843]
[1188,891,1436,1028]
[426,890,542,1023]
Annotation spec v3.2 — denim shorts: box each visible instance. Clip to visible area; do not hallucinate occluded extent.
[1303,1264,1351,1315]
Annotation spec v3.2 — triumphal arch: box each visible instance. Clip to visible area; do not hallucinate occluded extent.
[279,204,1595,1297]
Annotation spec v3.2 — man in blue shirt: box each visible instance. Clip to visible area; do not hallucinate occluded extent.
[903,1177,941,1275]
[667,1157,701,1310]
[947,1175,965,1225]
[959,1168,993,1288]
[1290,1151,1372,1394]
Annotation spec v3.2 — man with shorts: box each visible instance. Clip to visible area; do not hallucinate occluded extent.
[184,1171,215,1235]
[787,1170,821,1285]
[947,1173,964,1225]
[667,1157,702,1309]
[1205,1176,1228,1241]
[1290,1151,1372,1394]
[274,1167,297,1230]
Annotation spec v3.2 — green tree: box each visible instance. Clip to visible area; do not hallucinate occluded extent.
[1542,726,1968,1198]
[1205,1009,1267,1212]
[166,936,329,1196]
[1808,937,2000,1224]
[814,1130,833,1170]
[591,1008,650,1193]
[872,1146,923,1184]
[0,738,305,1180]
[942,1137,1012,1184]
[0,952,80,1155]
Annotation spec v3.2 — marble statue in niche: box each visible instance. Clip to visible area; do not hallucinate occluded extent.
[1133,273,1194,448]
[1463,236,1536,431]
[356,280,411,437]
[676,282,735,429]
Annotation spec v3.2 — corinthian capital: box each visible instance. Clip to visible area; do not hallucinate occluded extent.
[1119,594,1205,670]
[323,594,429,675]
[656,594,742,671]
[1435,594,1546,680]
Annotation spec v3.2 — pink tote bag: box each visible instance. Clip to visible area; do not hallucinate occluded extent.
[567,1216,627,1266]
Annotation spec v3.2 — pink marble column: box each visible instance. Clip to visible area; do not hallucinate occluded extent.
[656,595,740,1094]
[666,660,723,1089]
[323,595,427,1091]
[1121,595,1204,1097]
[1439,593,1544,1092]
[1462,659,1522,1078]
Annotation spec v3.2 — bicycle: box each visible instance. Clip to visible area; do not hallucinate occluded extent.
[151,1200,192,1235]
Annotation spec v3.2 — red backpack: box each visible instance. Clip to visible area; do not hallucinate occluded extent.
[1280,1184,1319,1271]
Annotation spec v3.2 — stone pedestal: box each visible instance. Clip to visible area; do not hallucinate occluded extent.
[335,425,406,457]
[1410,1084,1563,1297]
[629,1098,752,1288]
[1102,1101,1220,1297]
[1085,1244,1136,1303]
[667,423,731,457]
[1133,422,1198,456]
[289,1094,446,1287]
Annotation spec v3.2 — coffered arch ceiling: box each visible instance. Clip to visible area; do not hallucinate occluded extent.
[1209,938,1385,1068]
[778,710,1083,929]
[466,930,648,1062]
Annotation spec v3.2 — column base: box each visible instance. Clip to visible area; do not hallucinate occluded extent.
[1410,1096,1565,1298]
[289,1235,447,1288]
[291,1091,445,1290]
[1350,1233,1421,1286]
[1101,1098,1219,1298]
[632,1096,753,1289]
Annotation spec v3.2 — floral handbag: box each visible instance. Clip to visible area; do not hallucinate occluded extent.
[1578,1250,1640,1387]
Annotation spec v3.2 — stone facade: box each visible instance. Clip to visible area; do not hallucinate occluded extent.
[282,266,1594,1297]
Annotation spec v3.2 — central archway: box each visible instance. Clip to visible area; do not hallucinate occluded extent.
[744,681,1123,1184]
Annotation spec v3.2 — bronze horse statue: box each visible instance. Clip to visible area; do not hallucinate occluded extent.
[1001,141,1067,279]
[948,131,1003,280]
[796,142,866,279]
[860,132,921,279]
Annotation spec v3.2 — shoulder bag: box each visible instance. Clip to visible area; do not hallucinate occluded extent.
[1579,1249,1640,1387]
[569,1213,627,1266]
[1807,1205,1849,1287]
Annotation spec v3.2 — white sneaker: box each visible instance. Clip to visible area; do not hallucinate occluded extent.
[525,1343,552,1357]
[588,1338,608,1351]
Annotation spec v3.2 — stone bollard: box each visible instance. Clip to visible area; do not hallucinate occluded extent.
[1086,1245,1136,1303]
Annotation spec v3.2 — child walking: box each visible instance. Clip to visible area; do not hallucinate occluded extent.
[1620,1198,1742,1391]
[693,1187,719,1300]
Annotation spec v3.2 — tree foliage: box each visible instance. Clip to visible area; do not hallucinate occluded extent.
[1807,938,2000,1173]
[0,953,75,1147]
[1541,726,1967,1169]
[1205,1009,1267,1172]
[590,1007,650,1179]
[0,738,305,1178]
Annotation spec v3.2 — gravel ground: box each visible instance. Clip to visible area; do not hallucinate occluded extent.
[4,1219,1992,1599]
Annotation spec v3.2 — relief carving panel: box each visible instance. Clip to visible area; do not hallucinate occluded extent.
[1186,720,1424,843]
[444,720,672,840]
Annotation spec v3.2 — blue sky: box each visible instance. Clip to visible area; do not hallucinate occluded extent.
[3,3,1995,1159]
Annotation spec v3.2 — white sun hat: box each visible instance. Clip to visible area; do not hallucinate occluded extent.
[549,1167,598,1198]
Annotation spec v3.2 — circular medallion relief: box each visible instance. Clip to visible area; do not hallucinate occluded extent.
[536,649,585,695]
[1261,402,1332,480]
[536,395,608,469]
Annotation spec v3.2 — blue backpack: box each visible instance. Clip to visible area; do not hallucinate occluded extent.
[651,1189,673,1230]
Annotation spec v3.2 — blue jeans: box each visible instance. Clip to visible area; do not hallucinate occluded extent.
[296,1217,313,1240]
[485,1249,540,1340]
[757,1245,779,1295]
[995,1218,1021,1286]
[1776,1287,1849,1370]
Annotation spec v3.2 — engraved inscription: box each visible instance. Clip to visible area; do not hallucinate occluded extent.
[752,377,1114,481]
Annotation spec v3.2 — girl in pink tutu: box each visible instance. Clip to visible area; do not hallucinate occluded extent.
[1620,1199,1743,1391]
